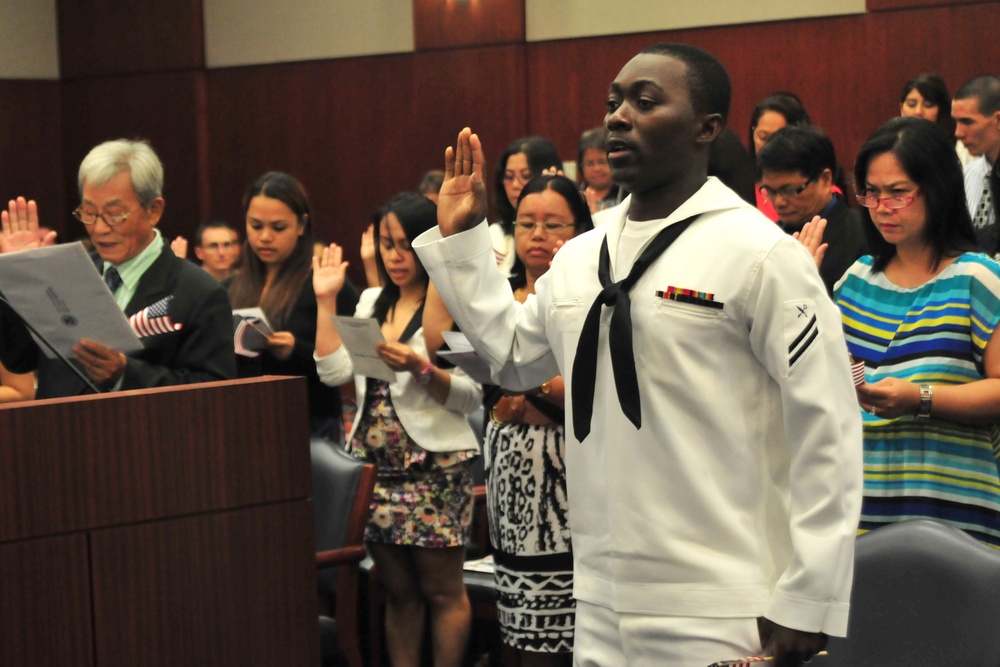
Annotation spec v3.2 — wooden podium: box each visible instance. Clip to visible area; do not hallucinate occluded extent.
[0,376,318,666]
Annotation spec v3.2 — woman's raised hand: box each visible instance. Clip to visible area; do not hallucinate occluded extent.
[1,197,56,253]
[360,223,381,288]
[437,127,488,237]
[313,243,349,300]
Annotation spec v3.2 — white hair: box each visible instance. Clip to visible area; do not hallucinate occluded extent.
[77,139,164,206]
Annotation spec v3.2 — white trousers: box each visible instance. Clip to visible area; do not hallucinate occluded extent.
[573,600,762,667]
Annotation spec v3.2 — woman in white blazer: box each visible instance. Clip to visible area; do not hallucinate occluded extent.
[313,193,481,667]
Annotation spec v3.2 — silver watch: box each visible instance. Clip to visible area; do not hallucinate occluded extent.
[915,384,932,420]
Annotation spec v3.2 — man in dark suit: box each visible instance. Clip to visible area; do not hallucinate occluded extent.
[757,125,870,294]
[0,139,235,398]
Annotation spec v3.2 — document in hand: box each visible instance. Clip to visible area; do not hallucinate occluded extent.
[0,242,142,358]
[436,331,495,385]
[330,316,397,382]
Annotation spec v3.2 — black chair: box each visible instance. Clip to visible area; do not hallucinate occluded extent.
[312,439,377,667]
[818,519,1000,666]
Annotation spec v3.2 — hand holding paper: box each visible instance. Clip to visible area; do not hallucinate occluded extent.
[73,339,127,387]
[331,316,397,382]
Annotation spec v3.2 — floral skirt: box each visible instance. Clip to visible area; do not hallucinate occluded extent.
[349,378,475,548]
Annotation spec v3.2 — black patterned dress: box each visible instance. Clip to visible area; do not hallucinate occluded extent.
[486,419,574,653]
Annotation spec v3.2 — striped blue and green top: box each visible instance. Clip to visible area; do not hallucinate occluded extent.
[835,253,1000,547]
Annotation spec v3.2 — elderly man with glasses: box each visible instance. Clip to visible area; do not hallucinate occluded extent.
[756,125,870,294]
[0,138,235,398]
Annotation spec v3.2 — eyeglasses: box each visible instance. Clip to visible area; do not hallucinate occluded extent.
[503,171,533,185]
[514,221,575,234]
[202,241,235,251]
[856,191,921,210]
[73,206,139,227]
[759,177,815,201]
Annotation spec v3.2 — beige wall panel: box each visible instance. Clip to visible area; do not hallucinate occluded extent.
[203,0,414,68]
[0,0,59,79]
[525,0,866,41]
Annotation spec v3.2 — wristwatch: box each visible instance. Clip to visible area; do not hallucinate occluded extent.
[915,384,933,419]
[415,364,436,385]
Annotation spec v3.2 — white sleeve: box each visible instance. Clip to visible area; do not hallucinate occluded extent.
[443,365,484,415]
[747,236,863,636]
[414,222,560,392]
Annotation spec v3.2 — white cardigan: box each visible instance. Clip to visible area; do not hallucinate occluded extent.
[314,287,482,453]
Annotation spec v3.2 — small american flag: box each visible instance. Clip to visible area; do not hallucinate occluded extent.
[232,314,271,357]
[708,651,827,666]
[708,657,772,667]
[129,296,181,338]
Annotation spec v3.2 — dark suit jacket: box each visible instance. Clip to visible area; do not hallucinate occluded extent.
[781,196,870,295]
[0,238,236,398]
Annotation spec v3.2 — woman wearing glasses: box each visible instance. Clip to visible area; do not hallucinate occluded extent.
[834,117,1000,547]
[491,136,563,276]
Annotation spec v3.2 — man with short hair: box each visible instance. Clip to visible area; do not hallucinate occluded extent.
[415,43,861,667]
[0,139,236,398]
[953,74,1000,256]
[757,125,869,293]
[193,220,238,281]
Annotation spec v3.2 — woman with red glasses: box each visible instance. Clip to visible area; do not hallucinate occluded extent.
[834,116,1000,547]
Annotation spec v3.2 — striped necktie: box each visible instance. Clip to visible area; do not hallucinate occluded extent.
[104,266,123,293]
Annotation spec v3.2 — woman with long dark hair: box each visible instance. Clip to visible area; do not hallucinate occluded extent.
[228,171,358,440]
[313,193,482,667]
[835,117,1000,547]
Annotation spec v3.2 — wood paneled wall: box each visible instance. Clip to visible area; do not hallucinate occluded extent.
[0,80,64,237]
[527,2,1000,193]
[204,45,527,250]
[5,1,999,273]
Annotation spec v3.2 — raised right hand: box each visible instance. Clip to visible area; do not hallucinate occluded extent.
[312,243,349,300]
[437,127,488,237]
[792,215,828,270]
[1,197,56,253]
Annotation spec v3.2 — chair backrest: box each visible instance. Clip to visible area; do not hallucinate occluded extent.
[822,519,1000,666]
[311,439,376,595]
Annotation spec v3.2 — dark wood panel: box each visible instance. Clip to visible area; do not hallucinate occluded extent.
[0,377,310,542]
[0,534,93,667]
[868,0,991,11]
[0,79,67,238]
[413,0,524,50]
[526,5,1000,194]
[90,503,316,667]
[60,71,208,244]
[57,0,204,78]
[527,17,875,190]
[205,45,527,283]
